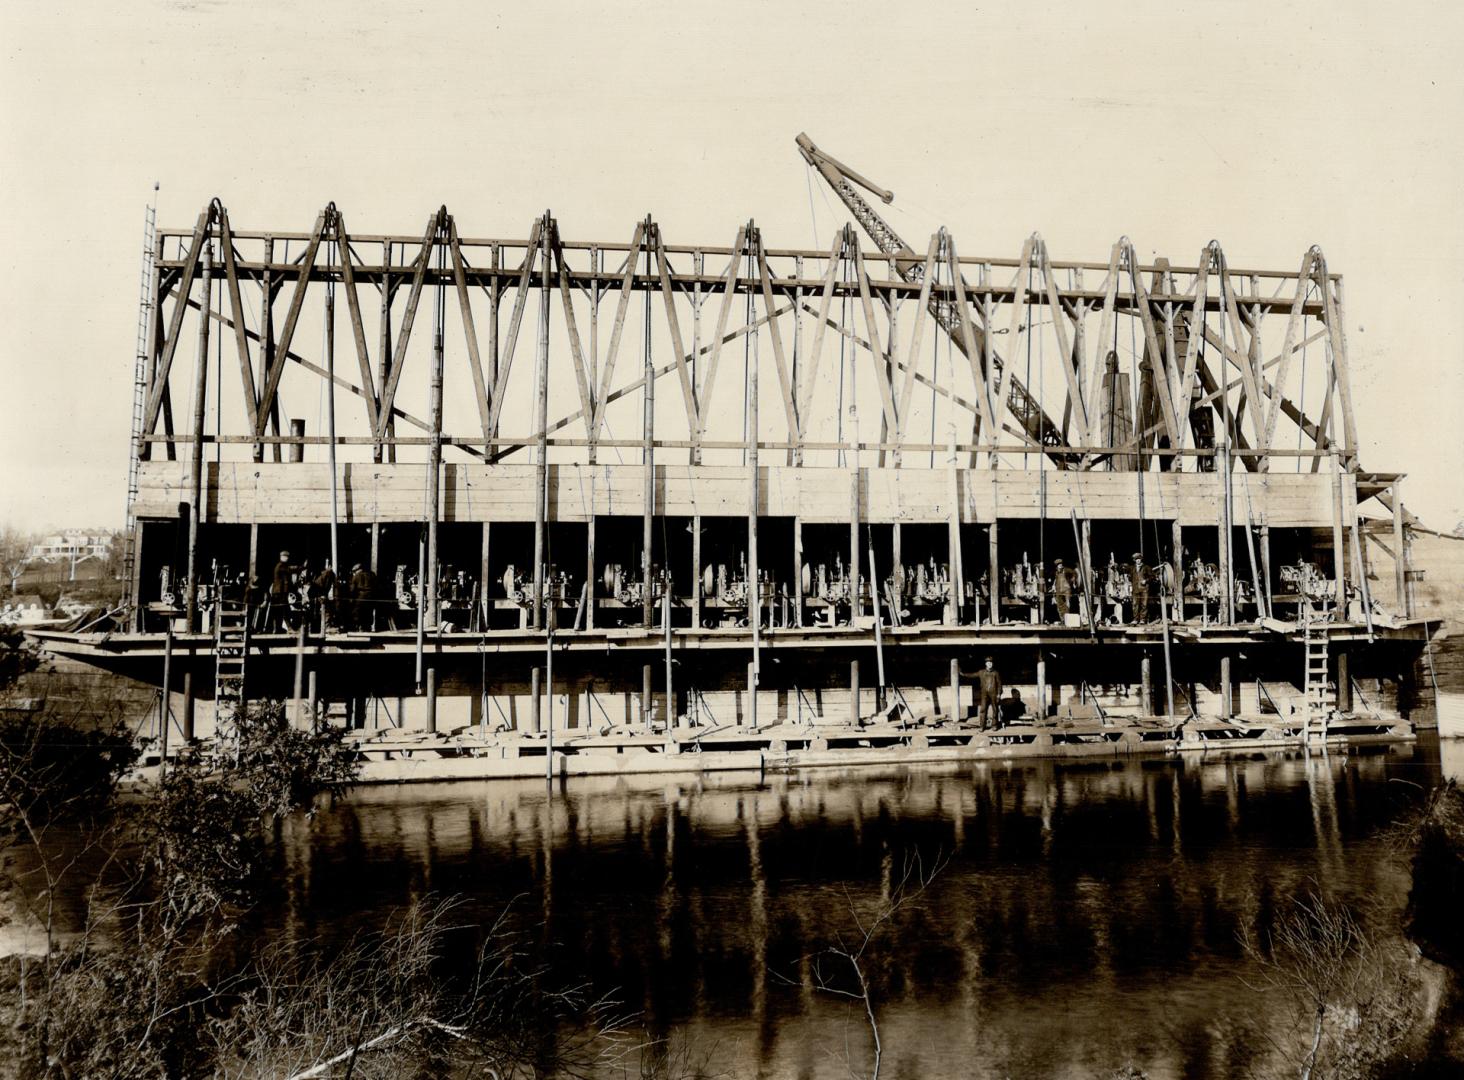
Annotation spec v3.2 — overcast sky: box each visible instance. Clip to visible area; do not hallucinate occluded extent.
[2,0,1461,531]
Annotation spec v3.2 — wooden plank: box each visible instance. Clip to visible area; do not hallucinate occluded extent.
[851,236,897,443]
[651,226,701,448]
[1036,238,1091,446]
[697,226,749,446]
[1173,247,1212,450]
[944,235,1000,445]
[257,209,328,438]
[334,214,380,434]
[755,235,800,455]
[486,218,543,439]
[448,217,492,446]
[552,227,597,443]
[591,221,647,450]
[894,233,941,443]
[216,207,259,434]
[796,232,845,425]
[1263,251,1315,450]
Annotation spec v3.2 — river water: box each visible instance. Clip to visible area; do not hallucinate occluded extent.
[245,740,1454,1079]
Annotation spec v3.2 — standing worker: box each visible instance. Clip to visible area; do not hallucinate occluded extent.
[311,560,338,633]
[1130,552,1152,624]
[1053,558,1076,622]
[959,655,1004,731]
[348,562,377,632]
[266,550,294,631]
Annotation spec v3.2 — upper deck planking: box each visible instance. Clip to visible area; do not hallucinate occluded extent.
[134,460,1350,528]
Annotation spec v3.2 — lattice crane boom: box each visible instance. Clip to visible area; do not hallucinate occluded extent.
[797,132,1067,456]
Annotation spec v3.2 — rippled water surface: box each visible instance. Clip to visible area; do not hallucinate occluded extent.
[251,741,1451,1079]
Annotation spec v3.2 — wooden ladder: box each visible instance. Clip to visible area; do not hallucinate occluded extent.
[213,596,251,731]
[1302,605,1332,744]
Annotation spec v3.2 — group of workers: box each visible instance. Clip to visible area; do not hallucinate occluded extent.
[1009,552,1160,624]
[245,551,378,632]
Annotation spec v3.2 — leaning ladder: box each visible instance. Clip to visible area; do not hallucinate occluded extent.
[122,189,160,603]
[1302,605,1333,744]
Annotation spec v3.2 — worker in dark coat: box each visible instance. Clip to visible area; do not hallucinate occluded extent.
[1053,559,1076,620]
[267,551,294,631]
[1130,552,1152,624]
[959,655,1004,730]
[348,563,376,632]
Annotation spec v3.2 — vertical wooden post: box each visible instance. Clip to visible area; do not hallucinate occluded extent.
[293,622,306,727]
[793,517,804,628]
[185,246,213,631]
[1337,650,1352,714]
[307,669,319,731]
[988,519,1000,625]
[529,666,541,734]
[642,663,653,730]
[664,588,674,731]
[260,236,281,464]
[1080,518,1094,619]
[288,418,305,463]
[1218,443,1234,625]
[947,426,963,625]
[1220,655,1233,718]
[248,522,259,590]
[1330,451,1348,611]
[1172,519,1185,622]
[159,625,173,764]
[426,225,446,630]
[424,666,437,735]
[891,521,903,616]
[747,227,761,671]
[949,657,961,722]
[1392,479,1408,617]
[1036,653,1048,720]
[325,249,340,575]
[375,252,388,464]
[181,666,195,743]
[850,659,861,727]
[534,218,552,631]
[585,515,596,630]
[869,546,886,703]
[1259,523,1273,617]
[746,660,758,730]
[642,221,656,630]
[849,465,861,620]
[480,522,492,630]
[1141,654,1153,716]
[691,514,702,630]
[129,521,147,632]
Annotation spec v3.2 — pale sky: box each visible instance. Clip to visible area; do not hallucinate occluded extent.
[2,0,1462,531]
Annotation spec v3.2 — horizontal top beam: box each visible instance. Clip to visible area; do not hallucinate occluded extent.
[152,259,1330,315]
[156,224,1343,283]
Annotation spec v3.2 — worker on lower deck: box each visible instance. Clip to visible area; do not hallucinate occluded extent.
[1130,552,1152,624]
[959,655,1003,731]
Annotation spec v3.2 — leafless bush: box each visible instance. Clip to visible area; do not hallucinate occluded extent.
[1239,891,1429,1080]
[778,847,949,1080]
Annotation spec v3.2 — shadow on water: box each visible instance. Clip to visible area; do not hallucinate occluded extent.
[240,741,1447,1079]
